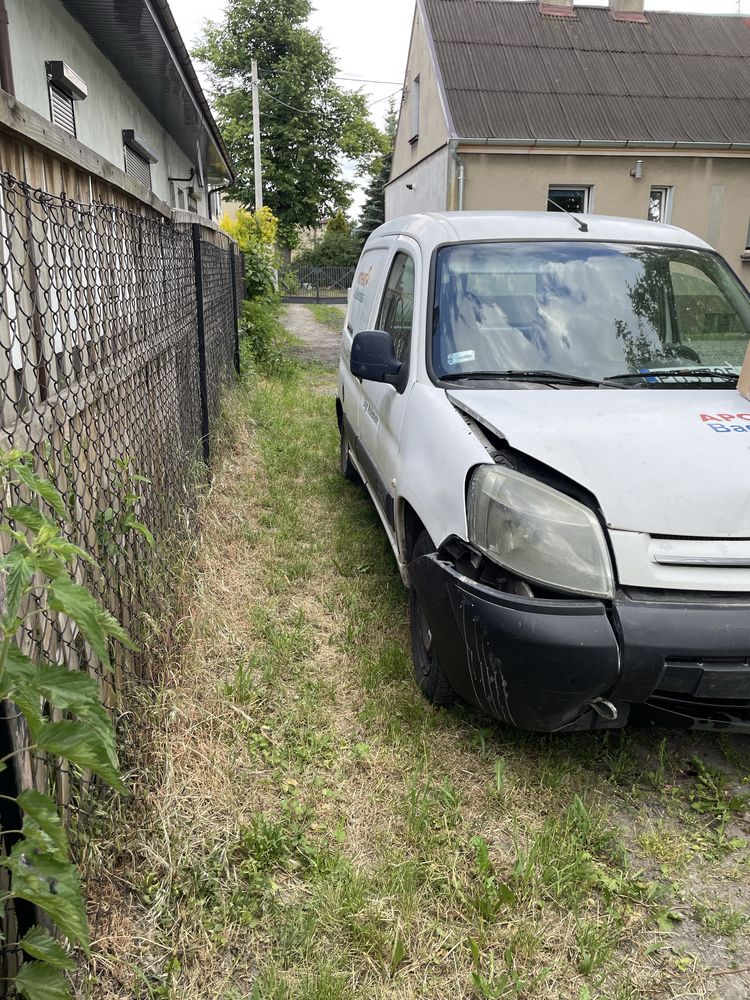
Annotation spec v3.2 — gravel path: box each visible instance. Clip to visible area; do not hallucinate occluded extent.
[282,303,344,367]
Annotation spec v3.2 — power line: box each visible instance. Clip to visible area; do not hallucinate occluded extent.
[335,75,403,85]
[368,88,402,107]
[258,85,316,116]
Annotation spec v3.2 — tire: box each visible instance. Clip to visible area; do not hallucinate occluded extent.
[339,425,360,484]
[409,532,455,707]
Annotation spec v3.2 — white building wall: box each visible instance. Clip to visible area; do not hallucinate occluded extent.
[385,146,449,220]
[6,0,208,215]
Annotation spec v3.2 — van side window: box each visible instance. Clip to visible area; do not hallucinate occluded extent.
[377,253,414,364]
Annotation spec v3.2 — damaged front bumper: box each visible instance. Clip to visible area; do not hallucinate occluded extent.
[409,546,750,733]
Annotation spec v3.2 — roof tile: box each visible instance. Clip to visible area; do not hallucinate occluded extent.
[424,0,750,144]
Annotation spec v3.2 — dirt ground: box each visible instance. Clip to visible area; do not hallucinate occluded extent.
[284,303,343,367]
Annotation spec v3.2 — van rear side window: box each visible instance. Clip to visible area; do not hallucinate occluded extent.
[349,248,388,334]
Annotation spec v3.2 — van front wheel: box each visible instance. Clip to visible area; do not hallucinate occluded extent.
[409,532,455,707]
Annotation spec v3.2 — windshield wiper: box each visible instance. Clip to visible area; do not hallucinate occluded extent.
[440,369,623,388]
[604,367,738,385]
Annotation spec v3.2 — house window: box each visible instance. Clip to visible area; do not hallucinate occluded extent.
[124,146,152,188]
[46,62,86,138]
[547,186,592,214]
[409,76,420,144]
[649,186,673,224]
[48,83,76,137]
[122,131,158,191]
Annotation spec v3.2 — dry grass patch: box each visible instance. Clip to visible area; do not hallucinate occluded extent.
[78,355,750,1000]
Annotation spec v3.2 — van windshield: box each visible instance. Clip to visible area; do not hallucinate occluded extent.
[431,242,750,385]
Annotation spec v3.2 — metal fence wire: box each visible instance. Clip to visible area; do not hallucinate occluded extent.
[0,169,244,984]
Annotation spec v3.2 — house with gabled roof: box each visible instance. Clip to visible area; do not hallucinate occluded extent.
[387,0,750,271]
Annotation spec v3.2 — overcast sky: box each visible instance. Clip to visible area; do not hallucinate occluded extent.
[167,0,747,212]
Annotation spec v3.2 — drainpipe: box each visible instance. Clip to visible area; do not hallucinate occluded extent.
[450,140,465,212]
[0,0,14,97]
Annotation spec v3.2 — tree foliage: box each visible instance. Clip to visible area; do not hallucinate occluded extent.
[294,210,361,268]
[195,0,384,248]
[356,101,397,244]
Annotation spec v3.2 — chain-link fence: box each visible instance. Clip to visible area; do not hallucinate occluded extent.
[0,168,244,984]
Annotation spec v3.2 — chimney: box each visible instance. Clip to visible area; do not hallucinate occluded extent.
[538,0,576,17]
[609,0,647,22]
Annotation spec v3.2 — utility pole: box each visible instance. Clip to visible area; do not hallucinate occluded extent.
[251,58,263,210]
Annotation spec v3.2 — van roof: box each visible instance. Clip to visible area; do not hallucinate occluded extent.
[369,212,712,253]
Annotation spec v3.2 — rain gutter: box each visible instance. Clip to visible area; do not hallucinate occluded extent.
[455,137,750,151]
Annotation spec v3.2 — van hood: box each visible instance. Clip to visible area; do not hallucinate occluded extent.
[448,388,750,537]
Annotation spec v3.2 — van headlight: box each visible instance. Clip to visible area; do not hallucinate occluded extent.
[467,465,614,599]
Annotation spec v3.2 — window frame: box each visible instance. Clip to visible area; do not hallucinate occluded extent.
[547,185,593,214]
[376,250,416,371]
[648,186,673,225]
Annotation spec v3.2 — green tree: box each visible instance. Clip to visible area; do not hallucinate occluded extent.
[195,0,383,250]
[356,101,397,245]
[294,211,362,268]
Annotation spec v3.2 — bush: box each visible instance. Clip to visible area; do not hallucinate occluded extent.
[240,299,293,377]
[220,206,280,300]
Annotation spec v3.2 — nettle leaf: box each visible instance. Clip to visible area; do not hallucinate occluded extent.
[19,926,75,970]
[1,546,34,628]
[36,721,124,792]
[14,464,66,519]
[5,649,119,769]
[3,841,89,953]
[4,647,44,738]
[14,959,71,1000]
[6,505,56,536]
[18,790,68,859]
[45,537,93,565]
[48,578,136,669]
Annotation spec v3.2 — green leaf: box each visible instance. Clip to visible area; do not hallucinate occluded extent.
[14,960,71,1000]
[122,514,155,548]
[45,537,93,565]
[4,649,119,770]
[14,465,66,518]
[495,882,517,906]
[1,546,34,628]
[7,506,56,536]
[19,926,75,970]
[36,721,124,792]
[390,931,406,974]
[3,840,89,953]
[18,790,68,858]
[48,578,136,669]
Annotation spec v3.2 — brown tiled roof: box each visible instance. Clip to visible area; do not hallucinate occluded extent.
[423,0,750,145]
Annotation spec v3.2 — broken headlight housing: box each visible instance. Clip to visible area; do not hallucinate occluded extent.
[467,465,614,599]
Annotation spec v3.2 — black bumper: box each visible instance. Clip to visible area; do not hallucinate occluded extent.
[409,552,750,733]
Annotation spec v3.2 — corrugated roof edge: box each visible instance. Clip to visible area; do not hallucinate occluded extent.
[419,0,457,138]
[150,0,235,184]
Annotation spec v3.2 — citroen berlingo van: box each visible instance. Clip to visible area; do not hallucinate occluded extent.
[336,211,750,732]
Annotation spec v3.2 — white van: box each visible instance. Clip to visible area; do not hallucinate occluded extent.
[337,211,750,733]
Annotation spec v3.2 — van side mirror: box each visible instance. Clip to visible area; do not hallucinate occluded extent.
[350,330,405,389]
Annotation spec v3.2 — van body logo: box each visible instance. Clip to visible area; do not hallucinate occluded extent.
[363,399,379,425]
[700,412,750,433]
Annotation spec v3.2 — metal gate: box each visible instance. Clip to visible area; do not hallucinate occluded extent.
[280,264,354,304]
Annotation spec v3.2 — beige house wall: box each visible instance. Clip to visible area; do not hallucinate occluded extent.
[390,6,449,183]
[460,149,750,274]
